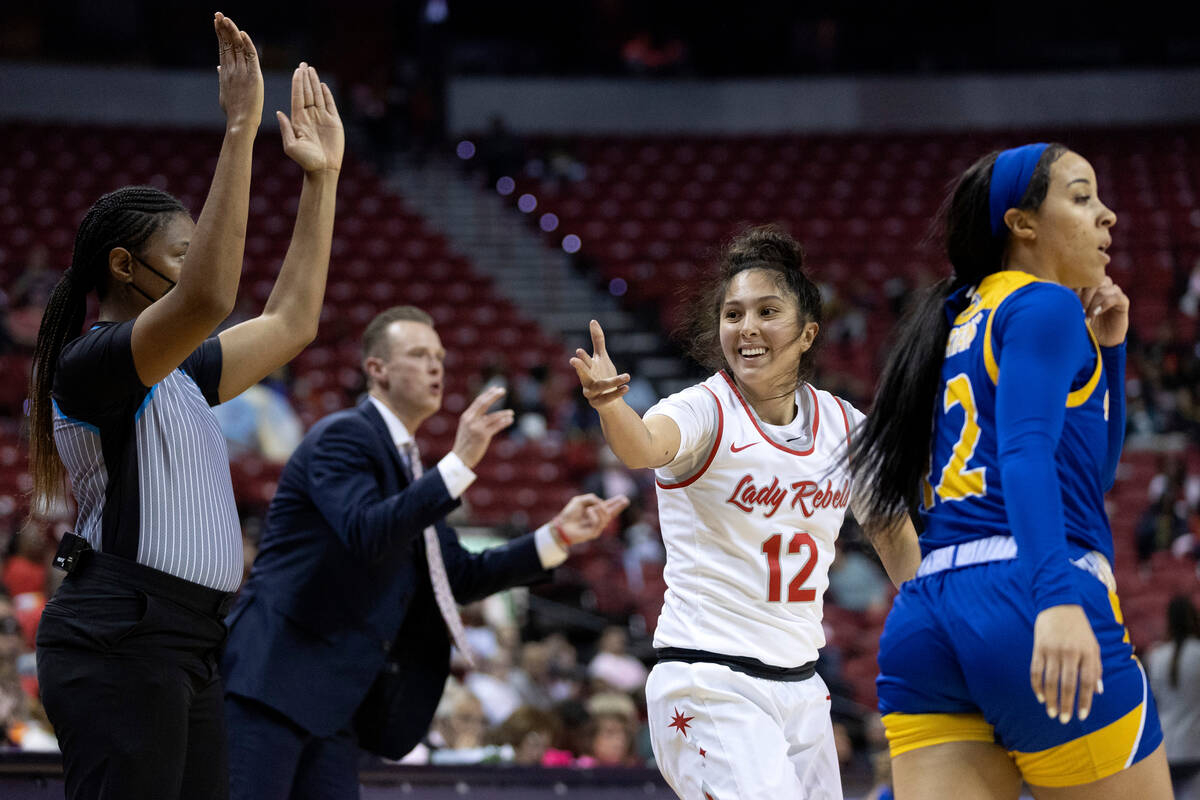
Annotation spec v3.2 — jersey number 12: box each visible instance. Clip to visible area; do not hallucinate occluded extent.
[762,532,818,603]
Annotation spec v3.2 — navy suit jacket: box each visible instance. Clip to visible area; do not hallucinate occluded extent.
[221,399,550,742]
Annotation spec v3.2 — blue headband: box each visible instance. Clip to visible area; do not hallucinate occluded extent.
[989,143,1049,236]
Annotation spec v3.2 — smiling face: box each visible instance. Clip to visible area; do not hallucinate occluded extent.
[718,268,818,398]
[365,320,446,431]
[1019,150,1117,288]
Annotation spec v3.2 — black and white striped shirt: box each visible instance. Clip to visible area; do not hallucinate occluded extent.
[52,321,242,592]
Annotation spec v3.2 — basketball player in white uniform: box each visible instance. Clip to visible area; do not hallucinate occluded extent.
[571,227,921,799]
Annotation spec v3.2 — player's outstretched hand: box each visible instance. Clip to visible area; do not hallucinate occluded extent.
[1077,276,1129,348]
[552,493,630,547]
[213,12,263,131]
[570,320,631,410]
[451,386,513,469]
[277,63,344,175]
[1030,604,1103,725]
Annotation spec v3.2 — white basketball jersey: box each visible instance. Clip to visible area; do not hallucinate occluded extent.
[651,371,857,667]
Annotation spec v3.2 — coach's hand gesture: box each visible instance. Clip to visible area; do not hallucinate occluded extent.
[552,494,630,547]
[571,320,631,409]
[452,386,513,469]
[214,12,263,132]
[277,63,344,175]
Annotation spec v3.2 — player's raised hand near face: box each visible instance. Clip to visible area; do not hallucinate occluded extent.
[1077,276,1129,347]
[213,12,263,132]
[277,63,344,175]
[570,320,631,409]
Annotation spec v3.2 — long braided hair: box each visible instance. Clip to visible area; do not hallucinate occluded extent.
[29,186,187,512]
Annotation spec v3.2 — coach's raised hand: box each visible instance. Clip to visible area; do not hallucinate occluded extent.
[214,12,263,132]
[452,386,514,469]
[277,63,344,175]
[551,493,631,547]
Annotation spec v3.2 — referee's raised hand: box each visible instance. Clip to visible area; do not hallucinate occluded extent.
[214,12,263,131]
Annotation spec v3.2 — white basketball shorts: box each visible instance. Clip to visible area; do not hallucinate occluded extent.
[646,660,843,800]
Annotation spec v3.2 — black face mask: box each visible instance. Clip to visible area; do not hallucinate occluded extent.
[128,253,177,303]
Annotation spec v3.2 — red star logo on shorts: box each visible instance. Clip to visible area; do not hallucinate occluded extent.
[668,707,694,737]
[699,746,707,758]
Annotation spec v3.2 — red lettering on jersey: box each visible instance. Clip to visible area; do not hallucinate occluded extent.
[727,474,756,513]
[725,474,786,517]
[790,479,850,516]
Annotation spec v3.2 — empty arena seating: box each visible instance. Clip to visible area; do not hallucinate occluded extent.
[508,128,1200,705]
[0,122,581,530]
[513,129,1200,363]
[2,122,1197,709]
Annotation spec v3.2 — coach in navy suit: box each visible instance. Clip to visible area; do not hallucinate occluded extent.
[221,306,627,800]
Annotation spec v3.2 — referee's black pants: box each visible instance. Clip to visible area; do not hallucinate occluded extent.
[36,554,232,800]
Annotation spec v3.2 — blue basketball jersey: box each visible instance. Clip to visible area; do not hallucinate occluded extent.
[919,271,1114,565]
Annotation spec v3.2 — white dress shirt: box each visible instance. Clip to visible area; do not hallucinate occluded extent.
[367,396,568,568]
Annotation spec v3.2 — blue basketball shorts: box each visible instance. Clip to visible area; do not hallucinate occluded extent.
[876,544,1162,788]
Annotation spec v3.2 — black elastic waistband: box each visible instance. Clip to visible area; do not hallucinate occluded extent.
[68,551,235,618]
[655,647,817,682]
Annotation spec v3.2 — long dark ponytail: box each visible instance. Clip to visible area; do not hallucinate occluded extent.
[848,144,1067,522]
[29,187,187,512]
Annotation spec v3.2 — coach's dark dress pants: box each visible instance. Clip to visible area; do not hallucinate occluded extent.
[36,555,232,800]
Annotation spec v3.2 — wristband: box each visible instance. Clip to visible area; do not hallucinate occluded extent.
[550,521,571,551]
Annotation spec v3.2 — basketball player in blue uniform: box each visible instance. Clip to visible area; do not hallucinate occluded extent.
[848,143,1172,799]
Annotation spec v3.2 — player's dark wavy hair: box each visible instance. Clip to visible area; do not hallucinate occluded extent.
[678,224,822,391]
[28,186,187,513]
[847,144,1067,522]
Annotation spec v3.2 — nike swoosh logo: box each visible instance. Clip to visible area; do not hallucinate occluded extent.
[730,441,759,453]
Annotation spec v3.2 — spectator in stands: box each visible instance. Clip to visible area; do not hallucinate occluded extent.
[1146,596,1200,799]
[489,705,563,766]
[583,446,642,512]
[2,519,50,597]
[1181,258,1200,319]
[0,593,56,752]
[1136,488,1191,563]
[6,244,58,348]
[212,366,305,463]
[510,640,557,710]
[588,625,648,694]
[618,498,664,594]
[1149,453,1200,512]
[433,686,488,752]
[28,17,343,797]
[579,692,641,767]
[827,534,891,613]
[465,645,525,727]
[544,632,586,701]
